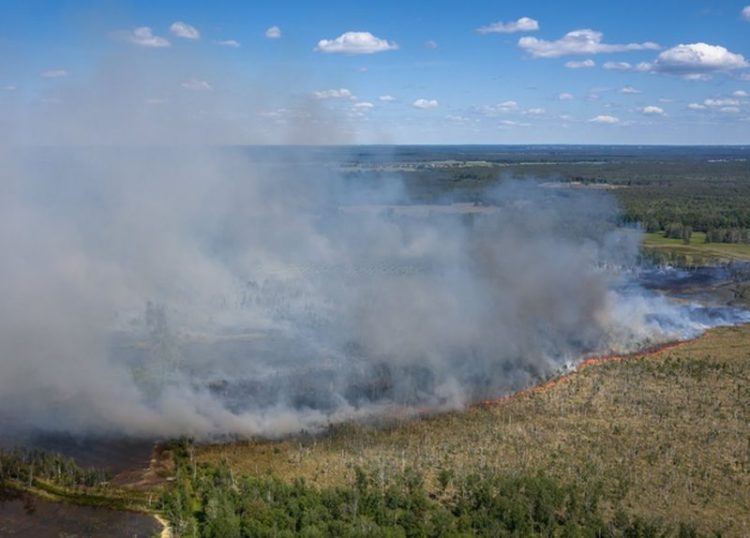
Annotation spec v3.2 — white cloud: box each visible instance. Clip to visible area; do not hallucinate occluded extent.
[654,43,748,74]
[588,114,620,124]
[688,98,744,111]
[734,90,749,97]
[425,40,438,49]
[742,6,750,21]
[704,98,740,107]
[265,26,282,39]
[477,17,539,34]
[217,39,240,48]
[413,98,439,109]
[40,69,68,78]
[121,27,170,48]
[558,92,574,100]
[603,61,631,71]
[619,86,641,94]
[313,88,355,100]
[353,101,374,109]
[519,29,659,58]
[565,59,595,69]
[498,119,530,127]
[641,105,665,116]
[170,21,200,40]
[316,32,398,54]
[524,107,545,115]
[379,95,396,102]
[1,84,16,91]
[181,78,213,91]
[482,100,519,115]
[602,61,652,72]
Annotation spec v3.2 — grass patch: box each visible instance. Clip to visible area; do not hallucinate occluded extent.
[643,231,750,263]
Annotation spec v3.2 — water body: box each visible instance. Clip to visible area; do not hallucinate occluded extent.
[0,488,158,538]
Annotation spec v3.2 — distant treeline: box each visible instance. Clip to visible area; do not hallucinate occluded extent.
[160,439,708,538]
[0,447,111,489]
[550,173,750,243]
[344,156,750,244]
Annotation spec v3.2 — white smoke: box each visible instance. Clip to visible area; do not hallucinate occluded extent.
[1,149,747,439]
[0,44,747,439]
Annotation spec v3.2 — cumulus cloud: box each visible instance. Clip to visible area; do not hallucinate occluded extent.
[217,39,240,48]
[641,105,665,116]
[170,21,200,40]
[498,119,530,126]
[519,29,659,58]
[379,95,396,102]
[120,26,171,48]
[524,107,545,115]
[653,43,748,74]
[40,69,68,78]
[477,17,539,34]
[619,86,641,94]
[588,114,620,124]
[558,92,574,100]
[413,98,439,109]
[265,26,282,39]
[353,101,374,109]
[602,61,652,72]
[482,101,519,115]
[181,79,213,91]
[742,6,750,21]
[313,88,356,100]
[565,59,595,69]
[704,98,740,107]
[734,90,748,97]
[686,98,742,111]
[445,114,472,122]
[316,31,398,54]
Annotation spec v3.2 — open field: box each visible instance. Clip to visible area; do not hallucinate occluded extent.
[643,232,750,263]
[198,324,750,536]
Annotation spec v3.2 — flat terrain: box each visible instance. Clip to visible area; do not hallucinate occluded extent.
[643,231,750,263]
[199,324,750,536]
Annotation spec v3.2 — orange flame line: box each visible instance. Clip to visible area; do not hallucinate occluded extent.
[475,340,687,408]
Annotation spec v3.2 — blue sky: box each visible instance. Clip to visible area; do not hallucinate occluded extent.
[1,1,749,144]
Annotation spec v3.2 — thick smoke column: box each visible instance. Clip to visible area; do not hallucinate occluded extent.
[1,146,747,438]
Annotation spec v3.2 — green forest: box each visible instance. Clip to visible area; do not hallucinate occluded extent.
[157,440,708,538]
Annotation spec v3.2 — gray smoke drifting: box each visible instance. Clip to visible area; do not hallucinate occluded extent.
[1,146,748,439]
[1,41,748,439]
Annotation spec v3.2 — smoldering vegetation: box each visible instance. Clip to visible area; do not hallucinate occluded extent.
[0,147,748,439]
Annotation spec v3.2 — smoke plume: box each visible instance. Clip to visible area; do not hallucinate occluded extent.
[1,146,748,438]
[1,46,748,439]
